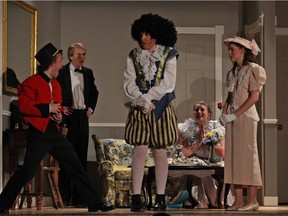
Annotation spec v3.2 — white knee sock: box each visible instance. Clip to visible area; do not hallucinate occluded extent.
[132,145,148,194]
[154,148,168,194]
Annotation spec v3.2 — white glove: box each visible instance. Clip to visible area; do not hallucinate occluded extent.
[139,94,155,114]
[131,96,146,107]
[142,103,155,114]
[219,113,237,126]
[131,95,155,114]
[219,113,226,126]
[224,114,237,124]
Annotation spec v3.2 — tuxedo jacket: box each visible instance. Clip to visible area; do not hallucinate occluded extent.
[57,63,99,112]
[17,72,62,133]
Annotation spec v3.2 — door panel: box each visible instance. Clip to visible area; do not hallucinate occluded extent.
[174,34,215,122]
[276,34,288,203]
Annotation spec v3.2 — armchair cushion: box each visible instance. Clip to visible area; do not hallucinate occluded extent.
[101,139,133,166]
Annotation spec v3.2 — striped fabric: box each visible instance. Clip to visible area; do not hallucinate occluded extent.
[125,104,178,148]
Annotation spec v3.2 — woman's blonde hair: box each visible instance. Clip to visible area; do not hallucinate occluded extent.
[193,101,212,117]
[67,42,86,61]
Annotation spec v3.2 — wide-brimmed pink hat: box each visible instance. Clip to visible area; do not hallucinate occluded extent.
[224,36,261,56]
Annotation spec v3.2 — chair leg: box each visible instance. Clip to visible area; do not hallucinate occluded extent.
[46,171,58,209]
[46,170,64,209]
[51,171,64,208]
[19,180,33,209]
[19,184,27,209]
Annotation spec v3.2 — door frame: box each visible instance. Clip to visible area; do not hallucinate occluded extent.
[244,14,266,205]
[275,26,288,204]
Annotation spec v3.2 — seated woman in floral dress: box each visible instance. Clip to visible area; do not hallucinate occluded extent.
[172,101,225,209]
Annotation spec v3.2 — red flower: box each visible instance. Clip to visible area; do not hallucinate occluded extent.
[217,102,222,110]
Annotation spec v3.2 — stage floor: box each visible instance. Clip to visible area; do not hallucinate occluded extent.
[6,205,288,215]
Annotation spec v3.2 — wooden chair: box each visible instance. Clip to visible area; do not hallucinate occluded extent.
[19,156,64,210]
[40,124,67,209]
[42,156,64,209]
[41,124,67,209]
[16,162,43,210]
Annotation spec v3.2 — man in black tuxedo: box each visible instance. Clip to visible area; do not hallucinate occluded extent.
[57,43,99,207]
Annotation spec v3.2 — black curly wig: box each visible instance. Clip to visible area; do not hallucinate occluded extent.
[131,13,177,47]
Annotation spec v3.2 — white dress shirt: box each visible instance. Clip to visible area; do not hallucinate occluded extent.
[69,64,86,109]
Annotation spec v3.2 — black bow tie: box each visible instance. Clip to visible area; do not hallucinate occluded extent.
[74,68,83,73]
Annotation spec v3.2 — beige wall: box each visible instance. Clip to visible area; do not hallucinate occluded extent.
[58,1,240,124]
[0,1,283,204]
[26,1,242,146]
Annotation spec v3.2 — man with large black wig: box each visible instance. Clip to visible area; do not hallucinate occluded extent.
[124,13,179,212]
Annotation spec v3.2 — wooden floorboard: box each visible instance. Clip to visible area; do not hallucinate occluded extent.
[6,206,288,215]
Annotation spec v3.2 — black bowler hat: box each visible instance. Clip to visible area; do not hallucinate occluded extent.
[35,43,62,67]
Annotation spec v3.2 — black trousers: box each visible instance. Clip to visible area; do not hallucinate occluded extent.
[0,129,101,210]
[59,109,89,206]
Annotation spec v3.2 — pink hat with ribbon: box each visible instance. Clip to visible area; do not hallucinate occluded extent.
[224,36,261,56]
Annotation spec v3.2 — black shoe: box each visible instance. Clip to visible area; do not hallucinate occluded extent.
[101,204,116,212]
[153,194,166,211]
[88,204,116,212]
[131,194,145,212]
[182,203,194,209]
[131,203,146,212]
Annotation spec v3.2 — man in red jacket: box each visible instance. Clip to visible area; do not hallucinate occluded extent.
[0,43,114,214]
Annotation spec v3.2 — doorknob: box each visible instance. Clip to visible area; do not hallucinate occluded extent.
[277,124,283,131]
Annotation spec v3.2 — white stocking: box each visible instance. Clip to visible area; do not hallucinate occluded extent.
[153,148,168,194]
[132,145,148,194]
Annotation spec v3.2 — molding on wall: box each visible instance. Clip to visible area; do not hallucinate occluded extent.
[89,122,125,127]
[1,110,126,128]
[176,27,220,35]
[263,119,278,124]
[2,110,11,116]
[214,25,224,119]
[263,196,278,206]
[276,27,288,35]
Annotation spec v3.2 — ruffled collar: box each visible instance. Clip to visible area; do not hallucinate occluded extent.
[178,119,225,144]
[136,45,165,82]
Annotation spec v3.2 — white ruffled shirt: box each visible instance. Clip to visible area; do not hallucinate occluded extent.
[123,45,177,104]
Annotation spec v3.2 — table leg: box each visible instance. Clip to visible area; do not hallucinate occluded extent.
[212,174,224,209]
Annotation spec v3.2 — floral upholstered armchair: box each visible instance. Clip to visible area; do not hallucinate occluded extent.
[92,135,180,207]
[92,135,151,207]
[92,135,224,208]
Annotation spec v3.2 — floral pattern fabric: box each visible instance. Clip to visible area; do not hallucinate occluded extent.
[96,136,225,207]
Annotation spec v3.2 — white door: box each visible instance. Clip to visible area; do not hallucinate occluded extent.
[174,34,216,123]
[276,33,288,204]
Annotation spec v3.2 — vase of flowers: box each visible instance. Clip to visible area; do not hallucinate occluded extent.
[209,143,216,163]
[202,130,220,163]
